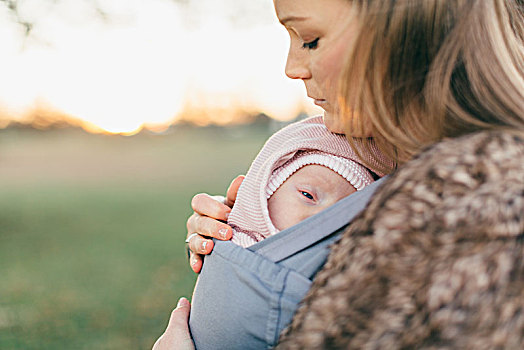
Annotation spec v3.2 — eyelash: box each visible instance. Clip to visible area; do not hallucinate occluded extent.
[302,38,319,50]
[300,191,315,201]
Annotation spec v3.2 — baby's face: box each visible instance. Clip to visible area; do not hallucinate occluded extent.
[268,164,357,231]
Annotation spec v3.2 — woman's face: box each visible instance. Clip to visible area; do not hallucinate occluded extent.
[274,0,359,134]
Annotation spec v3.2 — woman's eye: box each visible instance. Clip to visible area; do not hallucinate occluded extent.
[302,38,319,50]
[300,191,315,201]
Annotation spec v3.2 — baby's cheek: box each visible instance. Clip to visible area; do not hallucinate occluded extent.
[268,193,291,231]
[268,193,309,231]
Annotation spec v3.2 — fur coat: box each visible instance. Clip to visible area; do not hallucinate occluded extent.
[277,130,524,349]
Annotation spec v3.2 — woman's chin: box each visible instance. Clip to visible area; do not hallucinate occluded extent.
[323,111,373,138]
[322,112,346,135]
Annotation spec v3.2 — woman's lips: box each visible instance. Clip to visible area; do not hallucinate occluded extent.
[313,99,327,107]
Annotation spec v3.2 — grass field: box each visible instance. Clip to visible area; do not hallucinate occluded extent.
[0,125,270,349]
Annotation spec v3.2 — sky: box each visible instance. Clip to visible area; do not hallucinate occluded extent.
[0,0,320,134]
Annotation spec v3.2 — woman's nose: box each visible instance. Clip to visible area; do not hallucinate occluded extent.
[285,45,311,80]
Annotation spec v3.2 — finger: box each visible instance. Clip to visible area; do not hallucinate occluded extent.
[187,233,214,255]
[152,298,194,350]
[188,252,203,274]
[167,297,191,331]
[224,175,245,208]
[191,193,231,221]
[186,213,232,241]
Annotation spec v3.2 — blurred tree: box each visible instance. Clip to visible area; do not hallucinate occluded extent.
[0,0,194,35]
[1,0,32,34]
[1,0,269,37]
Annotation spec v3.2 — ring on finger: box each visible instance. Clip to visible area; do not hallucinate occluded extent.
[185,233,199,244]
[185,233,199,260]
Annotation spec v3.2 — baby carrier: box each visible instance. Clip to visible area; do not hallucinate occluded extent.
[189,177,385,349]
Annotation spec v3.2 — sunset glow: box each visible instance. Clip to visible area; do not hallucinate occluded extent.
[0,0,320,135]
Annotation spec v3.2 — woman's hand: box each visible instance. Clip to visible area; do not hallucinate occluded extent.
[152,298,194,350]
[186,175,244,273]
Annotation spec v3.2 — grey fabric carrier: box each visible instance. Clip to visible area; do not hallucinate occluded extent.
[189,177,385,349]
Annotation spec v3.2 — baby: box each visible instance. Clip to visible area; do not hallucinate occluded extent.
[228,116,377,247]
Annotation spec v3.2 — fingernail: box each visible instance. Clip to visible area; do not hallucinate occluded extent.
[191,257,198,266]
[177,297,189,308]
[202,240,208,251]
[218,228,228,239]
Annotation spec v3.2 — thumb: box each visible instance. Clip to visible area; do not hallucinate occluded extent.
[167,297,191,331]
[225,175,245,208]
[152,298,194,350]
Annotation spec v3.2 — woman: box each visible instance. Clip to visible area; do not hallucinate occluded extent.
[154,0,524,348]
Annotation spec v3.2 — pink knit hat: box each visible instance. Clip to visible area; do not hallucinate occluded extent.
[229,116,393,248]
[266,151,374,199]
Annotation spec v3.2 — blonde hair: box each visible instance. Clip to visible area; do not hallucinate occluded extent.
[340,0,524,173]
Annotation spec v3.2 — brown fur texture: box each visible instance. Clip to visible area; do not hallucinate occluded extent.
[277,131,524,349]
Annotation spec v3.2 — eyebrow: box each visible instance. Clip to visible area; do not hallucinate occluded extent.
[278,15,308,26]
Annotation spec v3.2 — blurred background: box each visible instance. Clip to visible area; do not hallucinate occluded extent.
[0,0,320,348]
